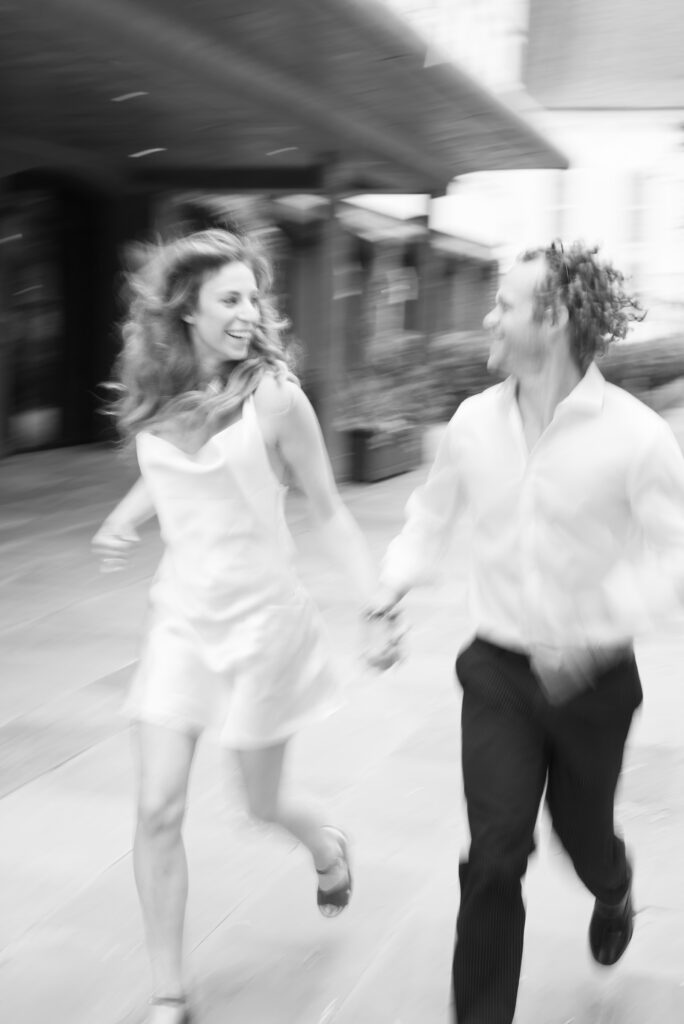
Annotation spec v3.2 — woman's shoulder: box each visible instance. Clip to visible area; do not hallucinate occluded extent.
[253,372,302,418]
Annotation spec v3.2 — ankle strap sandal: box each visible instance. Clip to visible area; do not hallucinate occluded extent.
[316,826,352,918]
[149,995,191,1022]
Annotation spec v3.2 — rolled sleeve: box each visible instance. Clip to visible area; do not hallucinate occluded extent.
[607,418,684,631]
[381,417,463,594]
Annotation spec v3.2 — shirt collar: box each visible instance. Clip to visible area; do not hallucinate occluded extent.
[502,361,606,415]
[562,361,606,413]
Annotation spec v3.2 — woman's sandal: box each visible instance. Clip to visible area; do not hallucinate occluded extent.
[149,995,192,1023]
[316,826,352,918]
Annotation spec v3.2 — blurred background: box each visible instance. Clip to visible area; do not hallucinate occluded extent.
[3,4,684,1024]
[3,0,682,480]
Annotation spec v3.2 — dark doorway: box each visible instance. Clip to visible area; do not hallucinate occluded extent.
[0,171,109,454]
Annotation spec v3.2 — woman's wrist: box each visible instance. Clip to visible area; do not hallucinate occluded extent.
[364,583,404,619]
[102,514,138,537]
[363,606,398,622]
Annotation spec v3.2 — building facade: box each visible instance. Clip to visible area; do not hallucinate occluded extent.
[0,0,564,471]
[380,0,684,338]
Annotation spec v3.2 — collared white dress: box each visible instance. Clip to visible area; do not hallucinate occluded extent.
[124,394,341,748]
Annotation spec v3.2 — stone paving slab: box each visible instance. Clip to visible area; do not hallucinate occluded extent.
[0,666,131,798]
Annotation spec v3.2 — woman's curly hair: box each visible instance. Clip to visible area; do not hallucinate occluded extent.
[520,241,645,371]
[109,228,296,445]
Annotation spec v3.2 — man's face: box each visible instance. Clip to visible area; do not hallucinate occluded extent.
[483,257,550,377]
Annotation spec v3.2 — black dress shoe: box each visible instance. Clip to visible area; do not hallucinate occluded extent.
[589,865,634,966]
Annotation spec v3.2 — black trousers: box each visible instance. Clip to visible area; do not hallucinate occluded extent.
[452,637,643,1024]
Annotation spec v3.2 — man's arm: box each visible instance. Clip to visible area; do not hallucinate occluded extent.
[371,417,464,614]
[607,416,684,631]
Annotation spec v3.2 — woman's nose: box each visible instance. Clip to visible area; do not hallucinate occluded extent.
[237,299,259,320]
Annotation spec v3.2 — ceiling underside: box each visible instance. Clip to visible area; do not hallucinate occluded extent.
[3,0,567,194]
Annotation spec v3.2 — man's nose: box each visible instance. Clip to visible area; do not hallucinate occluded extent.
[483,307,496,330]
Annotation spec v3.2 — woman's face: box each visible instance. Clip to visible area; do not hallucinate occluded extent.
[185,260,261,372]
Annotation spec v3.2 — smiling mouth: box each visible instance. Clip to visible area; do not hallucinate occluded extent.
[226,332,251,341]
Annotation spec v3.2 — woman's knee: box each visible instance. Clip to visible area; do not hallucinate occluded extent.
[235,744,286,826]
[136,787,187,840]
[133,722,196,839]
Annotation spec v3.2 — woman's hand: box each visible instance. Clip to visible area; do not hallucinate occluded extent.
[91,519,141,573]
[91,476,155,572]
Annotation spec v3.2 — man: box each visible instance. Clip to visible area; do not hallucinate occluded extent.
[370,241,684,1023]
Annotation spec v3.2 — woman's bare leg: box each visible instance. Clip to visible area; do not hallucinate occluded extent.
[133,722,198,1022]
[234,741,348,888]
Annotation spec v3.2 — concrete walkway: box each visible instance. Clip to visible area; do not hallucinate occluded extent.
[1,433,684,1024]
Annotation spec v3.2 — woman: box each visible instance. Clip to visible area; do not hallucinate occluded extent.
[92,228,399,1024]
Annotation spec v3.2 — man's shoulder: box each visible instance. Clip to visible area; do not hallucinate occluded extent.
[602,378,662,427]
[599,379,682,461]
[449,380,509,426]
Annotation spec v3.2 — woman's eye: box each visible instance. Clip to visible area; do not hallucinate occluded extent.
[221,295,259,307]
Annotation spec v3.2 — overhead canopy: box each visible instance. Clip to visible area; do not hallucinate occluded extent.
[3,0,566,195]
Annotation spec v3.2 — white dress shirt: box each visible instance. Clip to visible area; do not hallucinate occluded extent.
[381,363,684,651]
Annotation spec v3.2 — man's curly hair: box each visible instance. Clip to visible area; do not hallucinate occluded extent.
[520,241,645,371]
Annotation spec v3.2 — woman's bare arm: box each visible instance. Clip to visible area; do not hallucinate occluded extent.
[257,377,377,607]
[91,476,156,571]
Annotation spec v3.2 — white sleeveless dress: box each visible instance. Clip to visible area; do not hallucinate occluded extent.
[124,394,342,748]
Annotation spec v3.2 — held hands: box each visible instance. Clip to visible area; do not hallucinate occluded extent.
[363,610,405,671]
[91,518,140,573]
[363,585,406,672]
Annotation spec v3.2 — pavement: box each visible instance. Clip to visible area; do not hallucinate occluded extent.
[1,419,684,1024]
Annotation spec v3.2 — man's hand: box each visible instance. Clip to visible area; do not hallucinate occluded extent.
[530,643,625,704]
[91,519,140,573]
[366,583,404,619]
